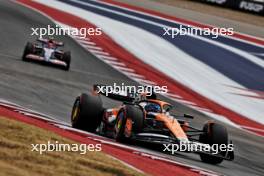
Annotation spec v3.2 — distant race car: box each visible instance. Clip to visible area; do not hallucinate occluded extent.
[71,85,234,164]
[22,38,71,71]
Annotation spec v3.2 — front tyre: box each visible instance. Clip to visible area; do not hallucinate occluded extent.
[199,122,228,164]
[62,51,71,71]
[22,42,34,61]
[71,93,103,132]
[115,105,144,142]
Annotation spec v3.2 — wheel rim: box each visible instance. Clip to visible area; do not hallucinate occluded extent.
[72,99,80,121]
[115,111,124,134]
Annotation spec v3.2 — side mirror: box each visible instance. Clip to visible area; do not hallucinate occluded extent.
[184,114,194,119]
[165,107,170,112]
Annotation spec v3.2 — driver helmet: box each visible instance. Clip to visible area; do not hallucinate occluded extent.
[47,37,54,48]
[144,103,161,113]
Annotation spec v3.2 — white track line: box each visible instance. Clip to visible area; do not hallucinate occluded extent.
[97,55,118,61]
[112,65,135,72]
[79,40,96,45]
[85,45,103,50]
[133,78,157,86]
[103,60,126,66]
[123,72,145,79]
[166,92,182,99]
[89,49,110,56]
[73,36,90,41]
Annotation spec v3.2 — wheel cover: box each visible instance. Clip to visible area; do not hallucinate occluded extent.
[116,111,124,133]
[72,100,80,121]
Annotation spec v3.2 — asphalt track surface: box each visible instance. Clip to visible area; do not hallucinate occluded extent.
[0,1,263,176]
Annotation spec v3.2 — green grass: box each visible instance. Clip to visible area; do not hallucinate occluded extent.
[0,116,145,176]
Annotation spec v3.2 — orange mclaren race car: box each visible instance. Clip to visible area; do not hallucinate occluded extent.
[71,85,234,164]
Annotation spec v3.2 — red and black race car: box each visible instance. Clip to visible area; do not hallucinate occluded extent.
[22,38,71,70]
[71,85,234,164]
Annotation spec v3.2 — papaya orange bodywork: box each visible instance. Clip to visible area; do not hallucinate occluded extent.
[155,114,188,140]
[148,99,188,140]
[107,99,189,140]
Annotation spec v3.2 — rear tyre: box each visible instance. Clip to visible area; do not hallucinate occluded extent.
[62,51,71,71]
[71,93,103,132]
[199,122,228,164]
[115,105,144,142]
[22,42,34,61]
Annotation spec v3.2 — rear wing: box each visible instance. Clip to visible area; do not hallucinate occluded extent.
[93,85,135,102]
[37,38,64,46]
[93,84,158,102]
